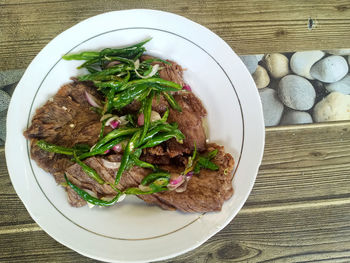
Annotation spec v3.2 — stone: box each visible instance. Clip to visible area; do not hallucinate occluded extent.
[259,88,284,126]
[0,69,25,87]
[239,55,258,74]
[310,55,348,83]
[325,49,350,55]
[0,139,4,146]
[0,90,11,112]
[325,74,350,94]
[253,65,270,89]
[313,92,350,122]
[290,50,325,80]
[278,75,316,110]
[348,55,350,66]
[280,110,313,125]
[0,116,6,142]
[263,53,289,78]
[3,81,18,96]
[256,54,264,62]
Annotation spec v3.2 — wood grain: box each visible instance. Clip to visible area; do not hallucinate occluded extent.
[1,0,350,70]
[1,122,350,262]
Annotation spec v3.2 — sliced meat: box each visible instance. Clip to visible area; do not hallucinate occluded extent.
[66,186,86,207]
[138,143,235,212]
[141,55,185,86]
[63,144,234,212]
[24,82,106,182]
[166,92,207,157]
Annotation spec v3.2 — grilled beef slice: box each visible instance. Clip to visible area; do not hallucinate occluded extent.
[24,82,105,183]
[65,143,234,212]
[166,92,207,157]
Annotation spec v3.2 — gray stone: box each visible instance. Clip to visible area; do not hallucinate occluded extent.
[310,55,348,83]
[325,74,350,94]
[0,116,6,141]
[325,49,350,55]
[239,55,258,74]
[313,92,350,122]
[0,90,11,112]
[290,50,325,80]
[278,75,316,110]
[280,110,313,125]
[3,81,18,96]
[0,69,25,87]
[0,139,4,146]
[256,54,264,62]
[259,88,284,126]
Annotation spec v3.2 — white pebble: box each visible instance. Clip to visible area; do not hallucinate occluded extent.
[280,110,313,125]
[264,53,289,78]
[313,92,350,122]
[310,55,348,83]
[253,65,270,89]
[290,50,325,80]
[325,74,350,94]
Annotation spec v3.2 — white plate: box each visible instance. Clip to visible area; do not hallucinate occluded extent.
[6,9,264,263]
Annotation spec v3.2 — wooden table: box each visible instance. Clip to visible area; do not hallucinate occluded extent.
[1,1,350,262]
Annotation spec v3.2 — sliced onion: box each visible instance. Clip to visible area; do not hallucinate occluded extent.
[84,91,102,109]
[105,116,120,129]
[83,189,97,208]
[84,188,97,197]
[100,114,113,122]
[117,72,127,77]
[138,113,144,126]
[101,193,125,203]
[183,84,192,91]
[112,144,123,153]
[150,111,161,122]
[186,171,194,178]
[106,60,121,68]
[90,143,96,152]
[101,159,120,169]
[168,174,186,191]
[87,202,95,209]
[135,64,160,79]
[169,174,184,185]
[175,180,189,193]
[134,59,140,70]
[117,194,126,203]
[139,185,152,192]
[118,115,129,126]
[104,149,110,154]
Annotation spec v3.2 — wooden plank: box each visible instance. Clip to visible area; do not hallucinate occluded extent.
[0,201,349,262]
[1,122,350,261]
[1,0,350,70]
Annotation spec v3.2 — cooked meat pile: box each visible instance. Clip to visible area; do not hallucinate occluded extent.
[24,58,235,213]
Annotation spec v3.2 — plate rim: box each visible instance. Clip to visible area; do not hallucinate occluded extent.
[5,9,265,262]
